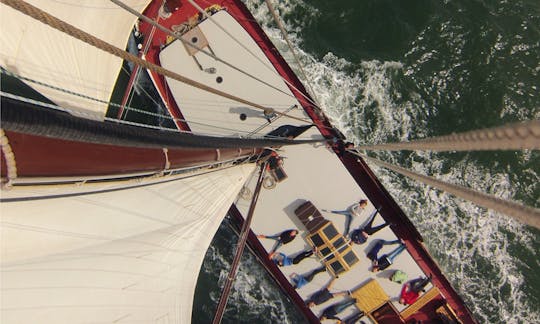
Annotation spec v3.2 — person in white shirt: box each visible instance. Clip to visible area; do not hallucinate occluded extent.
[323,199,368,235]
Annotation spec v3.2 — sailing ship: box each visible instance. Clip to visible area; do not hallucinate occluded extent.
[6,0,532,323]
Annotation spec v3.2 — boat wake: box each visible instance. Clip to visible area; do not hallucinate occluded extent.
[238,0,540,323]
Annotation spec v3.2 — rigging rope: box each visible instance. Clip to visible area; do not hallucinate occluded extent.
[263,0,322,109]
[354,153,540,229]
[120,23,158,120]
[110,0,310,108]
[119,65,162,109]
[0,0,310,125]
[355,120,540,151]
[1,94,327,150]
[185,0,321,110]
[0,88,314,140]
[212,162,267,324]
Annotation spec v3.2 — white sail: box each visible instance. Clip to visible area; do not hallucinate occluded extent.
[1,164,256,323]
[0,0,148,120]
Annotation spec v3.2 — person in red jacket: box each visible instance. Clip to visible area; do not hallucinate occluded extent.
[399,284,420,305]
[399,275,432,305]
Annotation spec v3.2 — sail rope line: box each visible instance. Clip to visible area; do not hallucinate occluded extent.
[184,0,322,111]
[121,23,159,120]
[246,104,299,137]
[0,69,247,136]
[354,120,540,151]
[119,64,173,114]
[348,151,540,229]
[0,220,218,262]
[110,0,315,109]
[263,0,322,110]
[0,0,314,126]
[212,161,268,324]
[0,129,18,188]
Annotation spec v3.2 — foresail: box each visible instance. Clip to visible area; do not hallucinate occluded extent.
[0,0,148,120]
[1,163,256,323]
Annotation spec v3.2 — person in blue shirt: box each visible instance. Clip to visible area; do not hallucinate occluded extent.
[271,248,314,267]
[290,266,326,289]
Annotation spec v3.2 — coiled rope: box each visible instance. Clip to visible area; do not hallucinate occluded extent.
[355,153,540,229]
[0,0,310,124]
[355,120,540,151]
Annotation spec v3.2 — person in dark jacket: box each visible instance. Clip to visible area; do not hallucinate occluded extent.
[349,209,389,244]
[319,298,358,322]
[258,229,298,255]
[370,242,407,272]
[342,311,366,324]
[306,277,350,307]
[366,239,401,262]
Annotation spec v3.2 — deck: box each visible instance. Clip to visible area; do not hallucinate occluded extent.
[140,1,473,323]
[234,134,433,323]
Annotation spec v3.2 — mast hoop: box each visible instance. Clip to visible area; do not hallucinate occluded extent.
[0,129,18,188]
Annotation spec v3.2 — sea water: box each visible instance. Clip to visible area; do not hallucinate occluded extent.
[193,1,540,323]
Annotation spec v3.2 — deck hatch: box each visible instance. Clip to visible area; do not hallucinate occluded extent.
[305,221,359,276]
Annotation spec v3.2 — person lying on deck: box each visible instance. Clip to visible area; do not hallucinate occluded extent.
[270,248,316,266]
[370,241,407,272]
[257,229,298,254]
[342,311,366,324]
[399,275,433,305]
[306,277,350,307]
[319,298,358,322]
[366,239,401,262]
[290,265,327,289]
[323,199,368,236]
[349,209,389,244]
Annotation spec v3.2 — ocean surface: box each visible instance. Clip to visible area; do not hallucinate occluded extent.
[193,1,540,323]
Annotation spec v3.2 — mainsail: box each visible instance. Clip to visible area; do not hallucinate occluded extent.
[0,0,148,119]
[0,1,271,322]
[1,163,256,323]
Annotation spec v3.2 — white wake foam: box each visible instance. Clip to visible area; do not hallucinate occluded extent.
[243,0,540,323]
